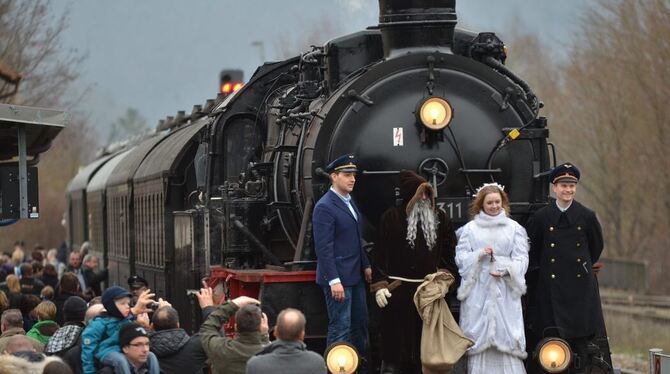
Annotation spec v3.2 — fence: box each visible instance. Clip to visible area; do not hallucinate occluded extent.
[598,257,648,293]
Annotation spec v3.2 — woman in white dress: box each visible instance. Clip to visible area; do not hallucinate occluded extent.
[456,183,529,374]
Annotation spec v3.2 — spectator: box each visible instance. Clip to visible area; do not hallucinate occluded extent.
[79,242,92,260]
[81,286,155,374]
[0,354,66,374]
[0,254,9,282]
[46,249,66,279]
[54,272,83,325]
[199,293,269,374]
[20,294,41,331]
[148,306,208,372]
[66,251,86,293]
[32,261,44,279]
[246,308,326,374]
[88,296,102,306]
[27,301,60,344]
[127,275,149,304]
[1,274,23,308]
[82,254,107,297]
[41,264,60,290]
[41,285,56,301]
[56,242,68,268]
[5,334,39,354]
[0,309,43,353]
[19,263,45,296]
[0,290,8,314]
[43,360,75,374]
[10,247,25,278]
[55,302,105,374]
[31,245,45,265]
[45,296,87,356]
[110,323,160,374]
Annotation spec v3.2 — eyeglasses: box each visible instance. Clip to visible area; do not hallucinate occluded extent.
[128,342,150,348]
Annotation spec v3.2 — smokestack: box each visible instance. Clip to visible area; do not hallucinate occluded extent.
[377,0,457,58]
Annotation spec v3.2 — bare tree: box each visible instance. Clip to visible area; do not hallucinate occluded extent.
[549,0,670,291]
[0,1,93,253]
[0,1,85,107]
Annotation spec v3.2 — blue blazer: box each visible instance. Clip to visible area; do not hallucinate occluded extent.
[312,189,370,287]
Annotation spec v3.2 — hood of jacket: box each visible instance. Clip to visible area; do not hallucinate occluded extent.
[149,328,190,357]
[26,320,59,345]
[254,339,307,356]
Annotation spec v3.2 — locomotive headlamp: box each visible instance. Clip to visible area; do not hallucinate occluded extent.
[418,97,453,131]
[535,337,573,373]
[325,342,359,374]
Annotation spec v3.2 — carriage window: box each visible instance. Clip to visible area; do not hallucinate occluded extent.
[223,118,261,182]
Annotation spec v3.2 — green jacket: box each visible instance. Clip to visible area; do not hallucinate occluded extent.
[26,320,59,345]
[198,301,269,374]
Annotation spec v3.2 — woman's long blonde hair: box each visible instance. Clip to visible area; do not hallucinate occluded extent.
[5,274,21,293]
[469,185,510,218]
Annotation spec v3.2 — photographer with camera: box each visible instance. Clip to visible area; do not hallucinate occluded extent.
[80,285,158,374]
[198,286,269,374]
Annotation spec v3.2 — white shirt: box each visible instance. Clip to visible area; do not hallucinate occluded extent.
[330,187,357,221]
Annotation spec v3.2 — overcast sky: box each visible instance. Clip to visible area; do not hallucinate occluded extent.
[50,0,589,137]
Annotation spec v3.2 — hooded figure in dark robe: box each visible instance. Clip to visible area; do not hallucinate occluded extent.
[371,170,459,374]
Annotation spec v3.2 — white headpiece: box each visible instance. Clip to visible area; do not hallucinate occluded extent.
[474,182,505,197]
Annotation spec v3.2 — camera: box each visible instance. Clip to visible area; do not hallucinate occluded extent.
[148,302,160,311]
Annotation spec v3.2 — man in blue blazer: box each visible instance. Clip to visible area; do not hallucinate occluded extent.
[313,154,371,372]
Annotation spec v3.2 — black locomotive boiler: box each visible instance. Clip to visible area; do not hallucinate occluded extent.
[64,0,612,372]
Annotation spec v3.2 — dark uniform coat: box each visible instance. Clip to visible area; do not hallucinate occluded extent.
[526,200,604,339]
[371,171,458,365]
[313,189,370,287]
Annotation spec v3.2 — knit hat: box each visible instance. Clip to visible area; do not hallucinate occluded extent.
[63,296,87,322]
[101,286,132,319]
[119,322,149,348]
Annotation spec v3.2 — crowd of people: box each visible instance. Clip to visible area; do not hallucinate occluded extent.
[0,242,327,374]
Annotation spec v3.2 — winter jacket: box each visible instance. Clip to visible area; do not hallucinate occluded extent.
[149,328,207,373]
[246,339,326,374]
[45,323,84,355]
[199,302,269,374]
[80,314,133,374]
[26,320,60,344]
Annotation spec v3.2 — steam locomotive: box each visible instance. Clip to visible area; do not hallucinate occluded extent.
[65,1,611,372]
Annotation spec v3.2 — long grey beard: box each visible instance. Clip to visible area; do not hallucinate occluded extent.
[406,199,438,250]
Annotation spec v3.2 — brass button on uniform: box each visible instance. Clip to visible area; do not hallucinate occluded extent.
[577,226,582,231]
[550,243,556,248]
[551,258,556,263]
[576,242,581,247]
[577,274,582,278]
[551,274,556,279]
[577,258,581,262]
[549,226,554,231]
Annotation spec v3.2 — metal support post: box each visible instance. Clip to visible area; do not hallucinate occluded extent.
[17,125,28,218]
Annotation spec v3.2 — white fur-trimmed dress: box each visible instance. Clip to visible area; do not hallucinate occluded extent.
[455,211,529,374]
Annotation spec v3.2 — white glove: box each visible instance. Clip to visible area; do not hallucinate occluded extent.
[375,288,392,308]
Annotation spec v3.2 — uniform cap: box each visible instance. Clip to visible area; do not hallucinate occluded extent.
[325,154,358,174]
[550,162,580,184]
